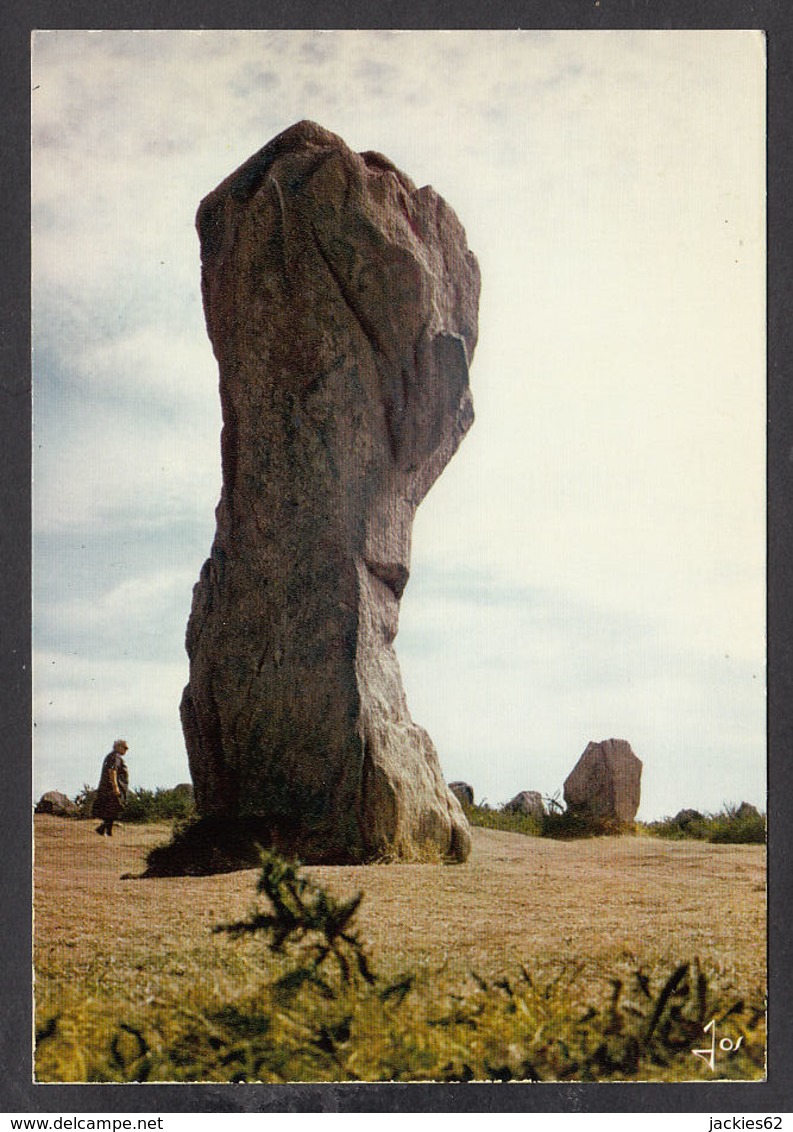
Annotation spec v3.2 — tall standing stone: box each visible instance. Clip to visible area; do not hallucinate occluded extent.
[181,121,480,864]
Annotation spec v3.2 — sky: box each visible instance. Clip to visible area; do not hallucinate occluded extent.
[31,29,766,819]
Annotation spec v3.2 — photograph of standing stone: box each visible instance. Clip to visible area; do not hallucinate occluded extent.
[181,121,480,863]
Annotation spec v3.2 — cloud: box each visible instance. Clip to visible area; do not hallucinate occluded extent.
[398,568,765,816]
[33,375,221,533]
[30,30,766,820]
[50,320,217,413]
[35,566,197,661]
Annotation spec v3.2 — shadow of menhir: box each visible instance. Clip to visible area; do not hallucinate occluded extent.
[179,121,480,868]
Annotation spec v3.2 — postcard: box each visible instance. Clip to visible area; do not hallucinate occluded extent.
[30,28,767,1094]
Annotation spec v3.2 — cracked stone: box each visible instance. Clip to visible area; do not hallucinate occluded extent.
[181,121,480,864]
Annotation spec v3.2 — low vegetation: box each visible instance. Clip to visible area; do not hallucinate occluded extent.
[74,784,196,826]
[36,848,765,1083]
[462,800,765,845]
[647,804,766,845]
[459,803,544,838]
[36,783,761,1081]
[463,801,633,840]
[68,782,764,846]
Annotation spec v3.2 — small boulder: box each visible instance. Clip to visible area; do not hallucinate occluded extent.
[673,808,703,827]
[563,739,642,823]
[504,791,545,818]
[449,782,474,807]
[735,801,760,819]
[35,791,79,817]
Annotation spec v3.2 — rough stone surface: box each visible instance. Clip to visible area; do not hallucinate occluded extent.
[35,791,79,817]
[736,801,760,820]
[449,781,474,807]
[563,739,642,823]
[181,121,479,864]
[504,790,545,819]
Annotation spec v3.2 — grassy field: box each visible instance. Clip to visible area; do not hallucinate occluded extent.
[34,815,766,1083]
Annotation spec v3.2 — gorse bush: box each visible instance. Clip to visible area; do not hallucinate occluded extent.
[73,784,196,826]
[121,786,196,825]
[214,851,377,996]
[36,849,765,1083]
[648,805,766,845]
[73,784,97,819]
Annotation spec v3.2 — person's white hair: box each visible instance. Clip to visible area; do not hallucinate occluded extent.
[112,739,128,753]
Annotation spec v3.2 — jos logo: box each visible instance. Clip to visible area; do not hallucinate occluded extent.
[692,1017,744,1072]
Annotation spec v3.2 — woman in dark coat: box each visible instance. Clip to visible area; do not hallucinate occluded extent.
[93,740,129,836]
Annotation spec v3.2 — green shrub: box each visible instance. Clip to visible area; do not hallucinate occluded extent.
[648,805,766,845]
[73,784,97,818]
[214,850,376,995]
[120,786,195,825]
[462,803,543,838]
[72,783,196,825]
[463,802,632,840]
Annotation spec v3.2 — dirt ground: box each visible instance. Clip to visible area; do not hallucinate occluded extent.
[34,814,766,1026]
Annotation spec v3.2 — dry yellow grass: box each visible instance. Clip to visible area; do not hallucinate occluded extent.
[35,814,766,1000]
[34,815,766,1079]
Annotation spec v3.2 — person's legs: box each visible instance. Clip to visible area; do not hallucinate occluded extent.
[105,820,114,836]
[95,821,107,835]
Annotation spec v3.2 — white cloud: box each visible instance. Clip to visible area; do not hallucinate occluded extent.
[398,577,765,817]
[70,324,217,410]
[35,567,197,654]
[33,394,221,533]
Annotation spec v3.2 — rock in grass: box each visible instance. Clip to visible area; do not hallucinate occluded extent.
[563,739,642,823]
[35,791,79,817]
[449,782,474,807]
[181,121,479,865]
[504,790,545,818]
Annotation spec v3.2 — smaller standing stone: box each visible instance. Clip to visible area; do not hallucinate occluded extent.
[735,801,760,819]
[563,739,642,822]
[504,791,545,819]
[449,782,474,807]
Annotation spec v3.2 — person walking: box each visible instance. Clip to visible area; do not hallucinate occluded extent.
[93,740,129,836]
